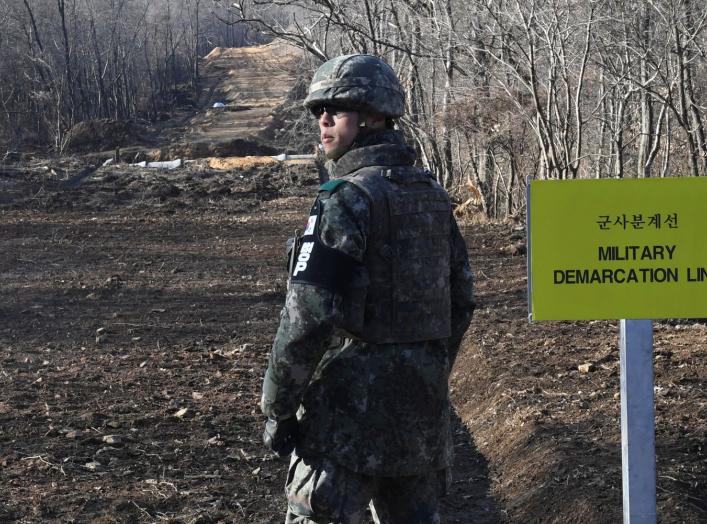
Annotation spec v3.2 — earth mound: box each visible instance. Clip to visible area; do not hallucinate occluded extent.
[65,118,155,153]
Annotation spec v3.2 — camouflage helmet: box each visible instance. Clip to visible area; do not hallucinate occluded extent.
[303,54,405,118]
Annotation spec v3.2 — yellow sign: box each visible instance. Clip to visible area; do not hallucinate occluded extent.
[528,177,707,320]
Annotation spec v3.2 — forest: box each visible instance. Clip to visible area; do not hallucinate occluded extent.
[2,0,707,218]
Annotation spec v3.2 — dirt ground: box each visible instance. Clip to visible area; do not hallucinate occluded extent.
[1,157,705,523]
[1,40,706,523]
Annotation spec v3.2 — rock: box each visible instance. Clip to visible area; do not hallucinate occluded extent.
[500,241,527,256]
[174,407,190,419]
[84,461,103,471]
[66,430,85,439]
[192,391,204,400]
[104,275,122,287]
[578,362,596,373]
[102,435,123,446]
[106,420,122,429]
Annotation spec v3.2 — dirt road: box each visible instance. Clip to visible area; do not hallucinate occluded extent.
[191,42,302,141]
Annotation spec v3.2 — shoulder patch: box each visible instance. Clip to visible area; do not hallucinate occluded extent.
[319,179,347,193]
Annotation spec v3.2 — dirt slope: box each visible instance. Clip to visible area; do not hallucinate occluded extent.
[0,161,496,523]
[192,43,301,139]
[163,41,305,159]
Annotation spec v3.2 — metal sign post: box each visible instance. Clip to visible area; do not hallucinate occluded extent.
[620,319,656,524]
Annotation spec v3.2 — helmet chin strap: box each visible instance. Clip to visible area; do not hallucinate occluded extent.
[350,111,390,152]
[358,112,367,128]
[354,113,367,144]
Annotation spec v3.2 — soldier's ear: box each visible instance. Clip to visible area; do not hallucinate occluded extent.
[362,112,386,130]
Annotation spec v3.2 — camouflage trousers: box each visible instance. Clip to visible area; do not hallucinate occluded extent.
[284,451,443,524]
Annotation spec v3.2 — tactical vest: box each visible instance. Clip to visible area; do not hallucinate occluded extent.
[341,166,452,343]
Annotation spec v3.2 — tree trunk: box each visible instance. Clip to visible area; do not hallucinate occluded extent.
[57,0,76,126]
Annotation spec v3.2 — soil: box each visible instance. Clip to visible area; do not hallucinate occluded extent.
[1,41,706,523]
[65,120,158,154]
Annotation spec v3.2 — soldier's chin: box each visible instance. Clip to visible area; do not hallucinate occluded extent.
[324,144,347,160]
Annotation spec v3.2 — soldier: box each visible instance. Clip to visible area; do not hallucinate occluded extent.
[261,54,475,523]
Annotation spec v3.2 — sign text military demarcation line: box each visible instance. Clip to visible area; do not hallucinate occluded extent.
[529,177,707,320]
[553,241,707,284]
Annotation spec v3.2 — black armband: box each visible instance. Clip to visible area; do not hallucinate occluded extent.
[290,200,359,294]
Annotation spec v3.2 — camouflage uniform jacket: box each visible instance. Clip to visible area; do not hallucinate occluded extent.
[261,130,475,477]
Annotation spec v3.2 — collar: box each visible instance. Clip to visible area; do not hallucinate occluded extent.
[331,131,416,178]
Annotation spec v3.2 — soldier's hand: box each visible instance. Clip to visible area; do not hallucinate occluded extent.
[263,416,298,457]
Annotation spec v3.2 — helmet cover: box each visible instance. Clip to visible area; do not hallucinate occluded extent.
[304,54,405,118]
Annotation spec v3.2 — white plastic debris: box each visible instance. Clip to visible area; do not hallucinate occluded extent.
[132,159,182,170]
[212,102,226,108]
[102,158,114,167]
[271,153,317,162]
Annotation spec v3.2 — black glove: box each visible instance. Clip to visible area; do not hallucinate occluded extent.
[263,417,298,457]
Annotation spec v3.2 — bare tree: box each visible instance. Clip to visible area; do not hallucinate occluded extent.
[5,0,707,217]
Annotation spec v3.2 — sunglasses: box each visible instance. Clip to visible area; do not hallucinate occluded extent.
[310,105,353,120]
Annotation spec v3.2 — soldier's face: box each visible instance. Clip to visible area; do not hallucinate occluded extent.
[317,106,360,160]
